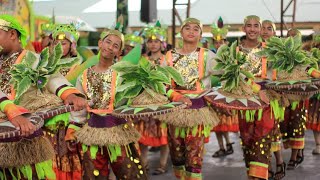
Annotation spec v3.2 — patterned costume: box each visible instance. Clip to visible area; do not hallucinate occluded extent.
[67,28,147,180]
[52,24,82,76]
[236,16,275,180]
[42,24,83,180]
[0,15,84,180]
[158,18,219,180]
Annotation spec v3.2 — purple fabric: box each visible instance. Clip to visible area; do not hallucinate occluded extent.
[188,97,206,109]
[55,84,69,96]
[256,81,267,90]
[88,113,127,128]
[0,129,43,143]
[0,97,9,104]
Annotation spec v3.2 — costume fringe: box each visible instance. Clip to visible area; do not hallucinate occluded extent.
[19,86,63,113]
[75,123,140,146]
[0,136,54,168]
[157,106,219,128]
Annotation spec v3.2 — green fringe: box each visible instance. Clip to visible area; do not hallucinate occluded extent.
[106,144,122,163]
[240,110,244,119]
[174,125,212,138]
[291,101,299,110]
[270,100,285,121]
[83,144,126,163]
[34,160,55,180]
[44,112,70,131]
[245,110,256,122]
[90,145,99,159]
[0,160,54,180]
[258,109,263,120]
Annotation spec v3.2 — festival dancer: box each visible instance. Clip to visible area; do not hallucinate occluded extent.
[159,17,219,180]
[135,21,170,175]
[67,26,147,180]
[0,14,86,180]
[210,16,238,158]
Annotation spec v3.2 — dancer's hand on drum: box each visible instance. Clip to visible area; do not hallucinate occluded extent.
[64,94,87,111]
[175,96,192,107]
[11,115,36,137]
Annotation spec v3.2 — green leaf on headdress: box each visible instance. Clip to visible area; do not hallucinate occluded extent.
[155,20,161,28]
[121,44,141,65]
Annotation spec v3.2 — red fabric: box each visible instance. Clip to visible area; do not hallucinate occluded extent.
[92,151,110,177]
[239,107,275,146]
[139,136,168,147]
[306,123,320,131]
[212,124,239,132]
[32,41,43,53]
[53,169,82,180]
[204,137,210,143]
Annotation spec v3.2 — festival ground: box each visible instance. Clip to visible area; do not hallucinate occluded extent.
[149,130,320,180]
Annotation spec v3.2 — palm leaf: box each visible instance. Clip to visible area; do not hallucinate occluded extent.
[111,61,139,72]
[38,47,50,68]
[24,51,37,67]
[164,66,184,86]
[58,57,80,68]
[124,85,143,98]
[149,70,170,84]
[117,81,137,92]
[15,76,32,101]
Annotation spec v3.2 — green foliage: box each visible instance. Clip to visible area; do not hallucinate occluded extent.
[9,43,79,102]
[307,48,320,70]
[257,35,313,72]
[214,41,252,92]
[111,57,184,104]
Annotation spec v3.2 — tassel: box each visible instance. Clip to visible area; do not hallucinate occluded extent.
[180,128,186,138]
[291,101,299,110]
[175,127,180,138]
[192,126,198,137]
[258,109,263,120]
[90,145,99,160]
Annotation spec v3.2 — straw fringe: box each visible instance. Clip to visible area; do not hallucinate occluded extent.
[277,66,309,81]
[76,123,141,146]
[19,86,63,112]
[131,89,170,107]
[156,106,220,127]
[0,136,54,168]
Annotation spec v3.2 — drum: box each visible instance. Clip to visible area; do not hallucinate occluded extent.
[0,114,43,141]
[35,105,75,120]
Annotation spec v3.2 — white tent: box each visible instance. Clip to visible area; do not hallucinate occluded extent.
[32,0,320,28]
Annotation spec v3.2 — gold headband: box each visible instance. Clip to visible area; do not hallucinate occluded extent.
[262,20,276,31]
[244,15,261,25]
[181,18,203,32]
[100,30,125,50]
[0,19,10,31]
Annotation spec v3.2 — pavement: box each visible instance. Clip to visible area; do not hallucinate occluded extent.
[147,130,320,180]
